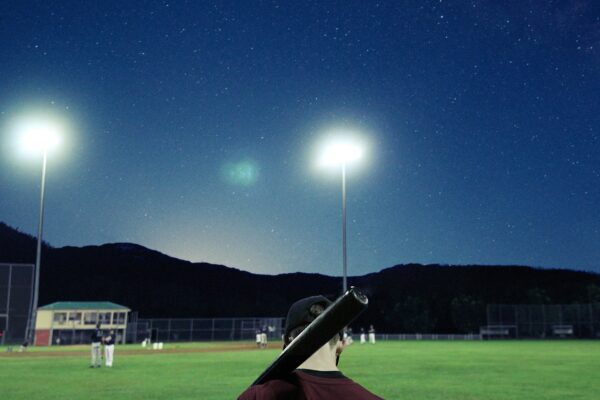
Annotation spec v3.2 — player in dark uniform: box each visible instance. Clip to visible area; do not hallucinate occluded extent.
[238,295,382,399]
[90,323,102,368]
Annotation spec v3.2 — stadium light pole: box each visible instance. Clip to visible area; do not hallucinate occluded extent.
[16,116,63,345]
[317,137,364,294]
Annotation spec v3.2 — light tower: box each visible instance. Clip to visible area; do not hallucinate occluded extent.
[317,134,366,293]
[15,114,64,345]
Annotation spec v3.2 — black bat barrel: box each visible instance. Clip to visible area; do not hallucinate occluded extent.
[252,287,368,386]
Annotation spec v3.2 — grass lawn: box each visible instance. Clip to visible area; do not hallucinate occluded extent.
[1,340,598,399]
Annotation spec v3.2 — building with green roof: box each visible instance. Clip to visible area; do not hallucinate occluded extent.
[35,301,130,346]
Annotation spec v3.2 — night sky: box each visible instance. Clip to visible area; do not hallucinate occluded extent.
[1,1,599,275]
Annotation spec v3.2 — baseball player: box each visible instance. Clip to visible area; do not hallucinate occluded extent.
[255,329,262,348]
[344,327,354,345]
[368,325,376,344]
[104,330,115,367]
[90,323,102,368]
[260,326,268,348]
[360,327,366,344]
[238,295,382,399]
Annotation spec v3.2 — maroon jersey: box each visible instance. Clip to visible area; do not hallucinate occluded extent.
[238,370,383,400]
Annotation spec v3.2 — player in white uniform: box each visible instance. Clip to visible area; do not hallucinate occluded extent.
[368,325,376,344]
[343,327,353,345]
[104,330,115,367]
[260,326,268,348]
[255,329,262,348]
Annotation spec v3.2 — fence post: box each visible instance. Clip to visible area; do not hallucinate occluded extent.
[542,305,546,338]
[514,307,519,338]
[589,304,594,338]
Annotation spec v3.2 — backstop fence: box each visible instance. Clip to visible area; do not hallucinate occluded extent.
[483,303,600,339]
[0,263,34,345]
[123,317,483,344]
[125,317,285,344]
[377,333,481,341]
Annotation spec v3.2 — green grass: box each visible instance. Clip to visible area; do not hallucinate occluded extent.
[1,341,599,399]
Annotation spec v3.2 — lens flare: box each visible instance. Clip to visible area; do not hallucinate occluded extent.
[223,160,259,186]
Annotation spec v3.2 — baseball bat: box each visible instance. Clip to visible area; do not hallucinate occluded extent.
[251,286,368,386]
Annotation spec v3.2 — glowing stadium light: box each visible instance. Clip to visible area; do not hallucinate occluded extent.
[16,115,63,155]
[10,111,68,346]
[315,130,368,294]
[318,137,364,168]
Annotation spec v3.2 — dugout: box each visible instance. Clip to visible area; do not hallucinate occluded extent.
[35,301,130,346]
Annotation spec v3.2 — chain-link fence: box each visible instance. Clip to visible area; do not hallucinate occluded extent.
[377,333,481,340]
[484,303,600,339]
[46,328,126,346]
[126,317,284,344]
[0,263,34,345]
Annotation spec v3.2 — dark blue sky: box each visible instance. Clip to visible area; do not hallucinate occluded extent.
[1,1,599,275]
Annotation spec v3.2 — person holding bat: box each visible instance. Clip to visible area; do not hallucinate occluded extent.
[238,293,382,399]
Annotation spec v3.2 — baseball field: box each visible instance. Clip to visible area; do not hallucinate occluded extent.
[1,340,598,399]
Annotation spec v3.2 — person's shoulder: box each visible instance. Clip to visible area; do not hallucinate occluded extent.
[294,370,383,399]
[238,385,261,400]
[238,378,298,400]
[346,381,384,399]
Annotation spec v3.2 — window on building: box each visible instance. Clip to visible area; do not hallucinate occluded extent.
[113,312,126,324]
[53,312,67,324]
[68,312,82,324]
[98,312,111,324]
[84,312,98,325]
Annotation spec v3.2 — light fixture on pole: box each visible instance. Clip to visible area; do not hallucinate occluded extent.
[318,136,365,294]
[15,115,63,345]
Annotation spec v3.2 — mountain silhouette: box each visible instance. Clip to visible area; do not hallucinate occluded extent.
[1,221,599,332]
